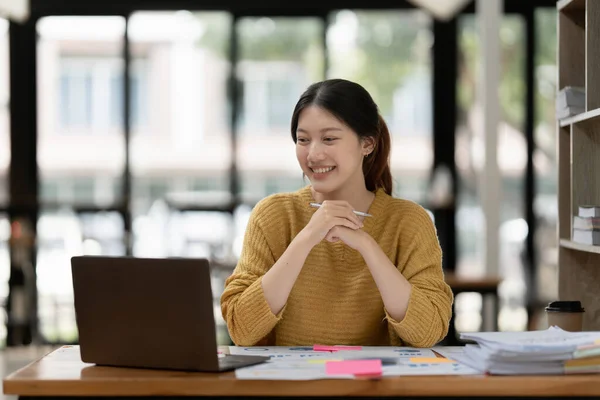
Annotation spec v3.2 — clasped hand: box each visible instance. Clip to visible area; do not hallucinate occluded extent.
[302,200,370,251]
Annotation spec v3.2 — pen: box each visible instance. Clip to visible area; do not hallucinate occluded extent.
[309,203,373,217]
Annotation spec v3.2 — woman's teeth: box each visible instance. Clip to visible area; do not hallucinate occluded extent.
[312,167,335,173]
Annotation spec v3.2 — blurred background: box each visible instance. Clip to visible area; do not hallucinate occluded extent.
[0,0,559,363]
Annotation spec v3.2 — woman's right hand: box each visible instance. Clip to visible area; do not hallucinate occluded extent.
[299,200,364,248]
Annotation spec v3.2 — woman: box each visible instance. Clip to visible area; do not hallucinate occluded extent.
[221,79,453,347]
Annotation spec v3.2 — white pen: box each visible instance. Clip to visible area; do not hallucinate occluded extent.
[309,203,373,217]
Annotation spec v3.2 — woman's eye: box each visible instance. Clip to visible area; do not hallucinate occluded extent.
[297,138,309,143]
[323,137,337,142]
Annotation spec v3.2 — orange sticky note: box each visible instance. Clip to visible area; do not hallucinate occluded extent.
[409,357,454,363]
[314,345,363,352]
[325,359,382,376]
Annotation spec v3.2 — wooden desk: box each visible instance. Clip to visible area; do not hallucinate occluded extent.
[444,274,501,345]
[4,346,600,398]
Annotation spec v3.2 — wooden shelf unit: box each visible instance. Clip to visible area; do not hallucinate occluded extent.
[557,0,600,330]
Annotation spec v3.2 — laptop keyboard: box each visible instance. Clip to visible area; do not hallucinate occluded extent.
[219,357,242,369]
[218,355,267,371]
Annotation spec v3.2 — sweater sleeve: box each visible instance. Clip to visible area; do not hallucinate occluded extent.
[386,205,454,348]
[220,203,284,346]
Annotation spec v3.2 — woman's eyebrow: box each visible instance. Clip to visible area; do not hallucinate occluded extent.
[320,127,343,133]
[296,127,343,133]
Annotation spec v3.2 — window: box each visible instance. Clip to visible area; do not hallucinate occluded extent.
[36,16,128,343]
[110,58,149,130]
[58,56,148,133]
[327,10,433,201]
[36,209,125,342]
[534,8,558,310]
[59,61,93,129]
[239,64,305,132]
[456,15,528,332]
[129,11,233,258]
[38,16,126,207]
[236,16,324,202]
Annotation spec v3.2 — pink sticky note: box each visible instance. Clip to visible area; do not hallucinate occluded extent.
[325,360,382,376]
[313,345,363,352]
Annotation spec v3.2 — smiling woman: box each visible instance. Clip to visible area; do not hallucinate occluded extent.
[292,80,391,199]
[221,79,453,348]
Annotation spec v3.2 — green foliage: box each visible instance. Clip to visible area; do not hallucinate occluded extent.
[193,9,558,136]
[459,16,526,129]
[328,10,430,116]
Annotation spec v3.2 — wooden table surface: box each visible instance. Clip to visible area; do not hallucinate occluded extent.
[444,274,501,292]
[4,346,600,397]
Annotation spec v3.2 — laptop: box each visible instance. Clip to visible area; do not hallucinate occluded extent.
[71,255,269,372]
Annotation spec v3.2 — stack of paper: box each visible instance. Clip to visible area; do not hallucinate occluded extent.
[556,86,585,119]
[451,326,600,375]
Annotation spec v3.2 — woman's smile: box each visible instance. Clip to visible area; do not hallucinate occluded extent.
[310,165,337,179]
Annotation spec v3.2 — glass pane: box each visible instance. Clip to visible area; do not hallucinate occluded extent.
[37,16,126,207]
[36,16,127,342]
[37,210,125,342]
[534,9,558,316]
[128,11,232,258]
[237,17,324,203]
[128,12,233,345]
[327,10,432,202]
[0,18,9,206]
[456,15,527,332]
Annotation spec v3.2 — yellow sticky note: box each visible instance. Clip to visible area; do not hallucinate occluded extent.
[409,357,454,363]
[308,359,341,364]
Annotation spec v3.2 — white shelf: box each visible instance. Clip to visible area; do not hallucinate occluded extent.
[559,108,600,127]
[560,239,600,254]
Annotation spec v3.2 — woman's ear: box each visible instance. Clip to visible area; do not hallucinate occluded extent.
[361,137,376,156]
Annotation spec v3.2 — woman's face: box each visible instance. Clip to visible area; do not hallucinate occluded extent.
[295,106,371,194]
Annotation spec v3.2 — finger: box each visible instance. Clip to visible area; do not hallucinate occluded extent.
[325,231,339,242]
[325,203,363,226]
[329,208,362,227]
[347,210,363,227]
[332,217,361,230]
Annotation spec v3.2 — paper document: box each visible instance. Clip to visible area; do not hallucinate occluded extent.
[232,346,478,380]
[235,359,350,380]
[229,346,435,359]
[460,327,600,352]
[383,359,480,376]
[314,345,362,352]
[450,327,600,375]
[432,346,466,360]
[235,357,480,380]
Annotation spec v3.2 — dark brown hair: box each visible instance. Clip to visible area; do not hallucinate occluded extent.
[290,79,392,195]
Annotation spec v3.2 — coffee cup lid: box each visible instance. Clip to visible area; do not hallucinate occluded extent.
[545,300,585,313]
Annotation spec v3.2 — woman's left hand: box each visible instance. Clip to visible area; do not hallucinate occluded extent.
[325,226,373,252]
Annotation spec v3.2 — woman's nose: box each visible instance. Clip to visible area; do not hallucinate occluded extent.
[307,144,326,161]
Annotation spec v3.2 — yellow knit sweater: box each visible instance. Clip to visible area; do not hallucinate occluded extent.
[221,186,453,347]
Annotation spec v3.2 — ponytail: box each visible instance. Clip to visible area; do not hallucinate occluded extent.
[363,114,392,195]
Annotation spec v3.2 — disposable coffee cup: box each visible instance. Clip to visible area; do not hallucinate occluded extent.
[545,301,585,332]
